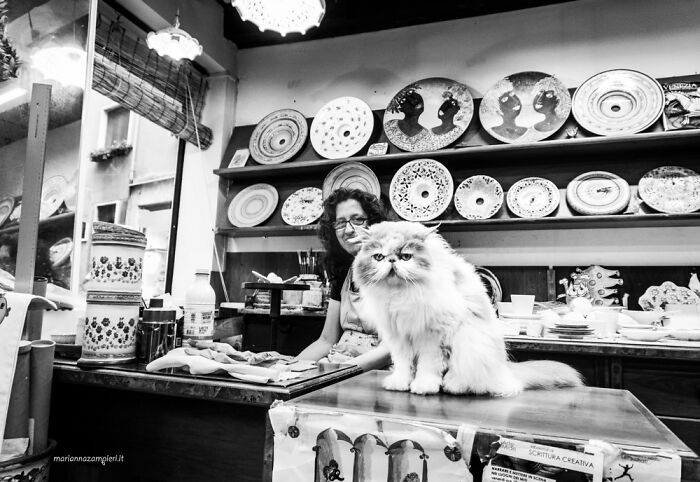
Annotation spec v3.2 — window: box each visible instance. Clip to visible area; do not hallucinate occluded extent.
[104,106,130,147]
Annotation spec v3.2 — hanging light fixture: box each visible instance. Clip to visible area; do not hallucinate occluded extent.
[231,0,326,36]
[147,10,203,61]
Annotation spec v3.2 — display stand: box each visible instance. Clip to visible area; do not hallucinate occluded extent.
[242,282,309,350]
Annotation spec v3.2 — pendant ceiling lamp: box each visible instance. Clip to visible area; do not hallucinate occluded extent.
[147,11,203,61]
[231,0,326,36]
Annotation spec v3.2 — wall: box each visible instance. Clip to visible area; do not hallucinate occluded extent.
[230,0,700,266]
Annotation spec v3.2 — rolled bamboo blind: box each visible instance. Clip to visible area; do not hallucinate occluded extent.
[92,12,212,149]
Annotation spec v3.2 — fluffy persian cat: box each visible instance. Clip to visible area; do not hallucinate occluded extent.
[353,221,582,396]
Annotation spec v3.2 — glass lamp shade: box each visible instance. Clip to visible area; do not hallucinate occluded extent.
[232,0,325,36]
[31,46,87,88]
[147,24,203,61]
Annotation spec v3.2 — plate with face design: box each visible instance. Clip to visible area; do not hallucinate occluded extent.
[384,77,474,152]
[310,97,374,159]
[40,175,69,220]
[0,197,14,228]
[322,162,381,200]
[281,187,323,226]
[249,109,308,165]
[572,69,664,136]
[566,171,631,215]
[479,71,571,144]
[506,177,560,218]
[454,175,503,220]
[390,159,454,221]
[638,166,700,214]
[227,183,279,228]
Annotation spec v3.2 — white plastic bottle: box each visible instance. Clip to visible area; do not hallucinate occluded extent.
[183,269,216,346]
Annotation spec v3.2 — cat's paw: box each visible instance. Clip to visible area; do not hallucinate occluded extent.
[409,375,441,395]
[441,372,468,394]
[383,373,411,391]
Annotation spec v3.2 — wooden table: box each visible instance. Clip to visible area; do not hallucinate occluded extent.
[49,359,361,482]
[242,282,309,350]
[280,370,699,481]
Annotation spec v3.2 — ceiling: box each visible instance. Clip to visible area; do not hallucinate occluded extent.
[220,0,578,49]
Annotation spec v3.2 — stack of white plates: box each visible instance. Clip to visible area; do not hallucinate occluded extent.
[547,323,595,339]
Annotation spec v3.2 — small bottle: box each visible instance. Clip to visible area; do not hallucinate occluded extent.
[183,269,216,346]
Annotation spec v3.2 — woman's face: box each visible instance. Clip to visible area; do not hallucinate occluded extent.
[534,90,558,113]
[334,199,368,256]
[498,91,522,118]
[399,90,425,116]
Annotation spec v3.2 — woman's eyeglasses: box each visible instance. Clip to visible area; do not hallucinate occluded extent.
[333,216,367,231]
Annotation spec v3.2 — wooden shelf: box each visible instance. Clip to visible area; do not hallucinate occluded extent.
[217,213,700,237]
[214,129,700,181]
[0,211,75,236]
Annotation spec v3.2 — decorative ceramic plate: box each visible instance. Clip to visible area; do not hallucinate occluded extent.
[500,313,542,321]
[572,69,664,136]
[227,183,279,228]
[475,266,503,306]
[49,237,73,267]
[506,177,560,218]
[9,202,20,222]
[638,281,700,311]
[0,196,14,228]
[281,187,323,226]
[454,175,503,219]
[566,171,631,215]
[383,77,474,152]
[40,175,68,220]
[638,166,700,214]
[390,159,453,221]
[249,109,308,165]
[310,97,374,159]
[479,71,571,144]
[322,162,381,200]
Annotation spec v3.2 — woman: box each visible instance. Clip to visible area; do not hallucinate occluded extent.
[296,188,391,371]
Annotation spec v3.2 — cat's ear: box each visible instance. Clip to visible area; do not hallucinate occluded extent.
[424,223,441,237]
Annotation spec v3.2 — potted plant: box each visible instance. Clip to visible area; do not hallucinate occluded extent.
[89,139,134,162]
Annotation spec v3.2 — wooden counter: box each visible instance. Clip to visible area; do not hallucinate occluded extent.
[287,370,700,481]
[48,359,361,482]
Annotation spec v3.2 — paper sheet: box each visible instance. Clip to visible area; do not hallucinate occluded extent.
[0,292,40,456]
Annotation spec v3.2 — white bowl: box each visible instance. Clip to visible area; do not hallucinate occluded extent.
[619,329,668,342]
[621,310,663,325]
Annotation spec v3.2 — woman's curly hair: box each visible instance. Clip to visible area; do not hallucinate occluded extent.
[318,188,387,285]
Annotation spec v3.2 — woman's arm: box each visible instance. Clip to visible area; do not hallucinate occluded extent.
[295,299,343,361]
[349,344,391,372]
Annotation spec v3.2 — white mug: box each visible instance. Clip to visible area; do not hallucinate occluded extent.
[511,295,535,315]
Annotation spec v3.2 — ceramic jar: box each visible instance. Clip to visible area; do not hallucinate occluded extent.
[78,291,141,366]
[87,226,147,292]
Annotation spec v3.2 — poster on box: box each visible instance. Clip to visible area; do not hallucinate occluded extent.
[662,81,700,131]
[483,437,604,482]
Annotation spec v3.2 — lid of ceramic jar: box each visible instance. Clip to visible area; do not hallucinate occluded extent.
[92,222,147,247]
[86,290,142,305]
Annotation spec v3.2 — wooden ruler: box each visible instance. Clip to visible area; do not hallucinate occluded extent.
[15,84,52,296]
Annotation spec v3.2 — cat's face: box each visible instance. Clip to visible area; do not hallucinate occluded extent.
[354,221,434,287]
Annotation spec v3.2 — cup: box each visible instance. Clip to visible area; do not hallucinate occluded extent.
[588,310,618,336]
[664,304,700,329]
[510,294,535,315]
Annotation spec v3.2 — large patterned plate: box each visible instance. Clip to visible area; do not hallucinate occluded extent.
[281,187,323,226]
[40,175,68,220]
[249,109,308,165]
[566,171,631,215]
[572,69,664,136]
[479,71,571,144]
[310,97,374,159]
[454,175,503,220]
[384,77,474,152]
[49,237,73,267]
[506,177,560,218]
[322,162,381,200]
[638,166,700,214]
[639,281,700,311]
[0,196,14,228]
[227,183,279,227]
[390,159,453,221]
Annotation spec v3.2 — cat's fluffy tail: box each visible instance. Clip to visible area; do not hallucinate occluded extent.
[509,360,583,389]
